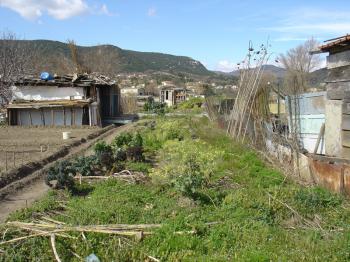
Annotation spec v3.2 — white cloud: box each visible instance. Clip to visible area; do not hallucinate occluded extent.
[273,36,324,42]
[215,60,236,72]
[98,3,117,16]
[0,0,88,20]
[147,7,156,17]
[263,8,350,35]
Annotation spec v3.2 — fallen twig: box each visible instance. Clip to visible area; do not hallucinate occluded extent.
[148,255,160,262]
[50,234,62,262]
[267,192,324,231]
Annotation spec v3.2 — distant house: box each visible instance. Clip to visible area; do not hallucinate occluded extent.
[7,73,121,127]
[120,86,145,96]
[160,86,187,106]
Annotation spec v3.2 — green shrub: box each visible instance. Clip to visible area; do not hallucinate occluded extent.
[126,146,144,162]
[45,160,75,189]
[178,97,204,110]
[144,101,167,115]
[72,156,98,176]
[172,155,205,197]
[113,132,133,148]
[130,132,143,147]
[114,147,127,161]
[112,132,144,162]
[94,141,113,167]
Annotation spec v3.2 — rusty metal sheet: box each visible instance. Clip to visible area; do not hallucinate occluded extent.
[343,165,350,195]
[309,159,342,193]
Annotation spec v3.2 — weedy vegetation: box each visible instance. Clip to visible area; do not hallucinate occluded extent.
[1,116,349,261]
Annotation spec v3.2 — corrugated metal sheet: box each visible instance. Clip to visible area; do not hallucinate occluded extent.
[287,92,326,154]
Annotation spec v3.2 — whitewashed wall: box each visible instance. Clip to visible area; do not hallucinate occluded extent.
[12,86,85,101]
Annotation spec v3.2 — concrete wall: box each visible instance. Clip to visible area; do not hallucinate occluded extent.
[325,99,343,156]
[12,86,85,101]
[327,49,350,69]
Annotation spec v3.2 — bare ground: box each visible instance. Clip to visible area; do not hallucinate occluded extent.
[0,126,99,175]
[0,123,134,222]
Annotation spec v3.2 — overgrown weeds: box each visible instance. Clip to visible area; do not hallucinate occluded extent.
[1,116,350,261]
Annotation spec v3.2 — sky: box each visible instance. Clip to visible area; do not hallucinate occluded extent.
[0,0,349,72]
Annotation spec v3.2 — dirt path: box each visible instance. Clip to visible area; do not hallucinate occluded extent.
[0,124,134,222]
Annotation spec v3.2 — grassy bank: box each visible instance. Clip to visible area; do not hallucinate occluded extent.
[1,116,349,261]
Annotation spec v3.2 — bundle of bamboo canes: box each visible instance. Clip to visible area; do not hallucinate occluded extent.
[227,42,272,142]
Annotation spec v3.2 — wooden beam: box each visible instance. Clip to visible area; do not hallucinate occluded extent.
[314,123,325,154]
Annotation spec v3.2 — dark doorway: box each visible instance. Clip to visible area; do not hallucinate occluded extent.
[99,86,120,119]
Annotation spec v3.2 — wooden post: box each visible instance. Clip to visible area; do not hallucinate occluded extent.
[29,110,33,126]
[8,110,11,125]
[71,108,73,126]
[18,111,22,126]
[51,109,54,127]
[73,108,76,126]
[313,123,326,154]
[5,151,7,171]
[41,109,45,126]
[63,108,66,126]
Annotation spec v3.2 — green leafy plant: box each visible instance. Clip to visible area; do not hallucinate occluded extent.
[130,132,143,147]
[114,147,127,161]
[178,97,204,110]
[113,132,133,148]
[72,156,98,177]
[94,141,113,168]
[172,155,204,197]
[45,160,75,189]
[144,101,167,115]
[126,146,144,162]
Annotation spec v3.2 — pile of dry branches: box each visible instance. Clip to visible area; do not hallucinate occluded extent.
[0,218,161,262]
[75,170,149,184]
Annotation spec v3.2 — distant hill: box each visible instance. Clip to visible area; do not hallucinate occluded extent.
[220,64,327,88]
[227,65,286,78]
[11,40,212,77]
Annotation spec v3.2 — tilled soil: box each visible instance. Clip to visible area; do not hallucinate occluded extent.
[0,123,134,222]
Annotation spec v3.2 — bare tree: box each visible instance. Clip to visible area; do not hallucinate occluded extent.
[0,31,33,105]
[67,39,90,74]
[279,38,321,93]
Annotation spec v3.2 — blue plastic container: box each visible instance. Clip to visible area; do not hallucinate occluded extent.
[40,72,54,81]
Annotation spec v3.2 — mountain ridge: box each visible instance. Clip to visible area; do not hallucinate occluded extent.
[10,39,213,77]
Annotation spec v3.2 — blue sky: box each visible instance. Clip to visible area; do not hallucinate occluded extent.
[0,0,349,72]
